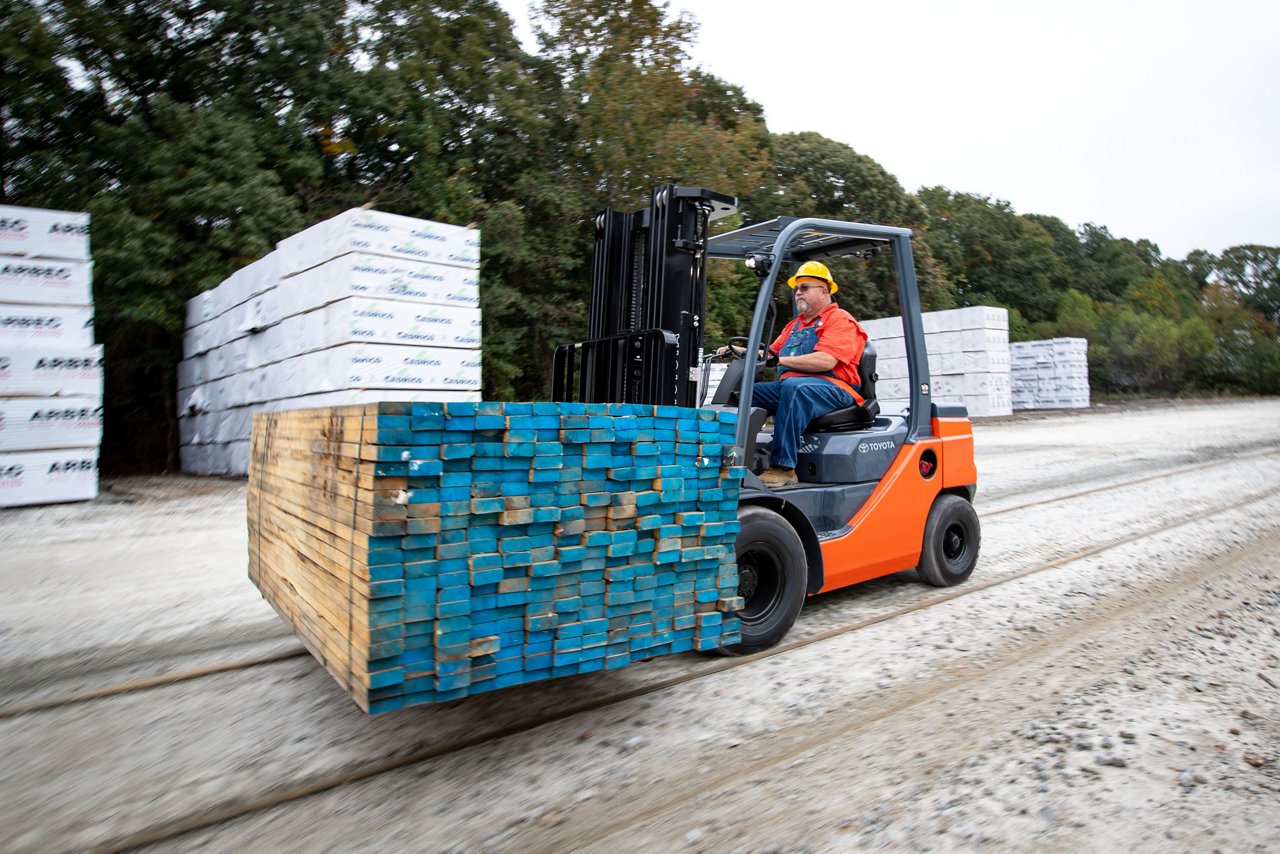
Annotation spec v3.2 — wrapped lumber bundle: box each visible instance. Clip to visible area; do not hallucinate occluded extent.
[248,400,746,714]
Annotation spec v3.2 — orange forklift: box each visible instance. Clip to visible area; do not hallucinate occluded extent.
[553,185,980,654]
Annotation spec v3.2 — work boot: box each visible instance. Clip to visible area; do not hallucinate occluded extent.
[759,466,798,488]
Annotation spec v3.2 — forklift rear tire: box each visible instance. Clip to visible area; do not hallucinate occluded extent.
[917,494,980,587]
[719,505,807,655]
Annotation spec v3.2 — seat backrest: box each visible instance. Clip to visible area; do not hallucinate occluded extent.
[806,339,880,432]
[858,340,878,402]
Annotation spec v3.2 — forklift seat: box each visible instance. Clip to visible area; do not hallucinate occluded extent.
[806,340,880,432]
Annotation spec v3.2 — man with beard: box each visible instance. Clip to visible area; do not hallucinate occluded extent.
[718,261,869,488]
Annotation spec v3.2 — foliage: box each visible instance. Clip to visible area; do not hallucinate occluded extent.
[89,99,305,467]
[1210,245,1280,324]
[1121,272,1195,319]
[0,0,101,206]
[917,187,1064,322]
[1089,305,1216,394]
[524,0,771,382]
[740,132,950,327]
[924,191,1278,397]
[1077,246,1280,396]
[1195,282,1280,394]
[1053,289,1100,340]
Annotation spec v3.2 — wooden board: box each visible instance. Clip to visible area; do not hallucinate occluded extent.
[248,401,747,713]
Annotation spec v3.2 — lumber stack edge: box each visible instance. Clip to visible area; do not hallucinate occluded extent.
[248,400,745,714]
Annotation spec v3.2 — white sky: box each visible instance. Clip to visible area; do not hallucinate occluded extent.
[497,0,1280,260]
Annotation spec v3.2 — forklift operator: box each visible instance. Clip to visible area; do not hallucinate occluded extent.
[717,260,869,489]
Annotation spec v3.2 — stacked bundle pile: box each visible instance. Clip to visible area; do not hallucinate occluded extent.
[179,209,482,476]
[1011,338,1090,410]
[248,400,746,714]
[861,306,1012,418]
[0,205,102,508]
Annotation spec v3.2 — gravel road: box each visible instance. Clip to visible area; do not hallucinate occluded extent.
[1,398,1277,852]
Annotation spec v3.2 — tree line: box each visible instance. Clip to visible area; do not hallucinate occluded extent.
[3,0,1276,472]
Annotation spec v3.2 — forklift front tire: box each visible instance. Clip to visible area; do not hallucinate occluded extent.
[917,494,980,587]
[719,506,807,655]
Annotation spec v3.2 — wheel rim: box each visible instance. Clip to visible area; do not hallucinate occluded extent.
[738,541,786,625]
[942,521,968,566]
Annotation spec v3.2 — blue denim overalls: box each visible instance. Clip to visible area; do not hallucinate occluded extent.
[750,317,856,470]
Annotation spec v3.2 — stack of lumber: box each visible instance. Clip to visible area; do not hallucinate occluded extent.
[179,208,481,476]
[0,204,101,507]
[248,400,746,714]
[862,306,1012,418]
[1011,337,1090,410]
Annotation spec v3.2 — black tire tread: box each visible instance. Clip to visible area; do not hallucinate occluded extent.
[719,505,807,655]
[918,493,980,587]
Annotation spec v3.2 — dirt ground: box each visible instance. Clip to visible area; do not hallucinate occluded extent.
[1,398,1278,852]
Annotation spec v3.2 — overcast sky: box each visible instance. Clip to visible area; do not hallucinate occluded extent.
[497,0,1279,260]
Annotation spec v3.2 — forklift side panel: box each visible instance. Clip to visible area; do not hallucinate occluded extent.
[752,482,878,540]
[791,421,910,484]
[815,439,943,592]
[933,416,978,490]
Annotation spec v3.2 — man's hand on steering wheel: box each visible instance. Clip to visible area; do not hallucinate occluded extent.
[717,337,778,368]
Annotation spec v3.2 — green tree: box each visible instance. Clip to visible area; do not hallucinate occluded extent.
[0,0,104,205]
[1197,283,1280,393]
[1212,244,1280,324]
[515,0,772,394]
[1122,272,1194,319]
[1053,288,1099,339]
[918,187,1064,322]
[347,2,590,403]
[1023,213,1104,297]
[746,132,923,226]
[686,70,767,134]
[309,0,534,220]
[1091,305,1215,394]
[531,0,767,210]
[90,99,304,468]
[739,132,950,323]
[47,0,349,192]
[1077,223,1163,302]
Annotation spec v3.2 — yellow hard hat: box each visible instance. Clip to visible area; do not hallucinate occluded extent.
[787,260,838,294]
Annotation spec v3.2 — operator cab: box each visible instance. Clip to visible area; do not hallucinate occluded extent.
[707,356,908,534]
[705,218,909,510]
[706,341,895,482]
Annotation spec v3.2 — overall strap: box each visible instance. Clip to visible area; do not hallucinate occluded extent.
[777,317,864,404]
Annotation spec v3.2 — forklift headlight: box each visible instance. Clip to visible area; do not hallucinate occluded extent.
[744,252,774,277]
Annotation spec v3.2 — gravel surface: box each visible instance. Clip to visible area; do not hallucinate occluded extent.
[0,398,1277,852]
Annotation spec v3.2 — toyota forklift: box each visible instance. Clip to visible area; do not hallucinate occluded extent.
[553,185,980,653]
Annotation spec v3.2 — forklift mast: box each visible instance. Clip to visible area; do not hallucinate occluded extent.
[552,185,737,407]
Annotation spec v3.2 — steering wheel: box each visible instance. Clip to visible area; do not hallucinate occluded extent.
[724,336,779,368]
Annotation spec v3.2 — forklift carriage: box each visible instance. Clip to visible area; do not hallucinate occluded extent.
[553,185,980,653]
